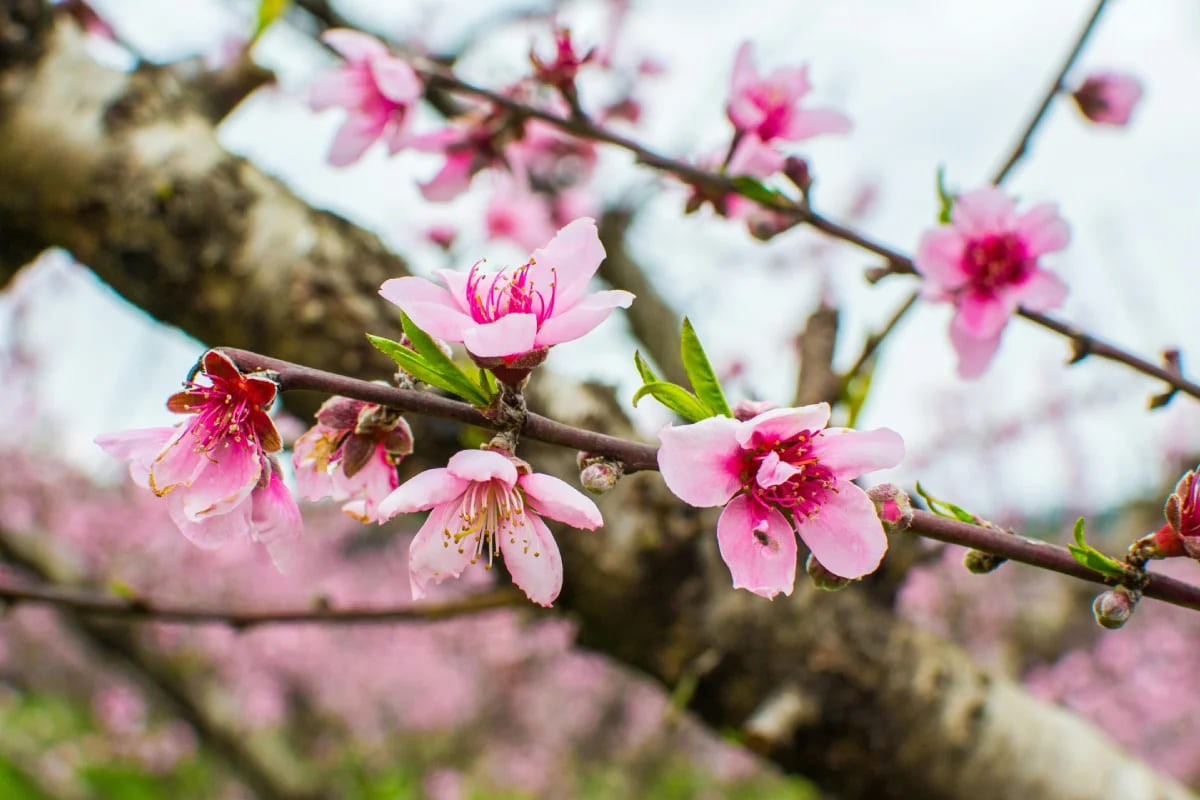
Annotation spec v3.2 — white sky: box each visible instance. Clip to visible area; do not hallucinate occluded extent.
[6,0,1200,529]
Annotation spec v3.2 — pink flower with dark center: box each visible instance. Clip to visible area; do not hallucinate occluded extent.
[1152,467,1200,560]
[915,187,1070,378]
[727,42,851,145]
[1072,71,1143,127]
[530,28,595,91]
[657,403,903,598]
[96,350,301,564]
[379,218,633,368]
[309,29,423,166]
[293,396,413,523]
[377,449,603,606]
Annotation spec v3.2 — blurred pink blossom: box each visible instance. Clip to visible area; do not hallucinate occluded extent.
[379,218,633,367]
[657,403,903,597]
[914,187,1070,378]
[309,29,423,166]
[727,41,851,148]
[1072,71,1143,126]
[484,174,558,251]
[378,448,603,606]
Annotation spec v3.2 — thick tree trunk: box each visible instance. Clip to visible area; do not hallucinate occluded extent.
[0,5,1191,799]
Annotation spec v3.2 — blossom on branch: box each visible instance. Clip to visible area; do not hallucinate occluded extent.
[95,350,300,566]
[657,403,903,598]
[379,217,633,369]
[915,187,1070,378]
[293,396,414,523]
[378,449,603,606]
[1071,71,1143,127]
[309,29,423,166]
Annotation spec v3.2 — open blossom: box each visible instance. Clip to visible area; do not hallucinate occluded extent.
[95,350,300,564]
[377,449,603,606]
[1072,71,1142,127]
[657,403,903,598]
[727,41,850,156]
[379,217,633,368]
[915,187,1070,378]
[309,29,422,167]
[293,396,413,523]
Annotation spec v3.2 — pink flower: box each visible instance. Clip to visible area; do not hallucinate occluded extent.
[530,28,595,91]
[914,187,1070,378]
[1072,71,1143,127]
[727,42,851,145]
[1151,467,1200,559]
[309,29,422,166]
[484,173,558,251]
[293,396,413,523]
[379,218,633,368]
[377,449,603,606]
[95,350,301,564]
[657,403,903,598]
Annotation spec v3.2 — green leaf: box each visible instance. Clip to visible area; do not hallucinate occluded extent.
[399,312,493,404]
[730,176,788,207]
[914,481,980,524]
[632,382,710,422]
[936,165,955,224]
[1066,517,1130,581]
[841,358,876,429]
[633,350,659,384]
[252,0,291,42]
[107,580,138,600]
[679,318,732,417]
[366,334,489,406]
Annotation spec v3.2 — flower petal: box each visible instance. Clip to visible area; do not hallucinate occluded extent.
[755,449,801,488]
[956,289,1013,339]
[174,445,263,519]
[462,313,539,359]
[369,56,420,104]
[528,218,606,312]
[949,315,1003,379]
[96,427,175,486]
[914,227,968,292]
[327,113,386,167]
[309,67,370,112]
[951,187,1017,238]
[520,473,602,529]
[811,427,905,480]
[500,513,563,607]
[532,289,634,349]
[446,449,518,485]
[379,276,475,341]
[717,495,797,599]
[795,484,887,579]
[250,471,303,573]
[736,404,830,448]
[1014,202,1070,258]
[167,495,251,550]
[321,28,389,63]
[419,151,476,202]
[657,416,744,507]
[408,503,474,600]
[1014,269,1068,312]
[781,107,852,140]
[377,467,468,520]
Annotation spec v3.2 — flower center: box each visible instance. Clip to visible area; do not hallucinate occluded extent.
[740,430,836,520]
[465,261,557,325]
[188,380,259,457]
[961,233,1030,293]
[444,480,540,566]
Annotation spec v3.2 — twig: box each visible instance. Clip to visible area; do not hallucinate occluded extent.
[838,291,918,396]
[991,0,1112,185]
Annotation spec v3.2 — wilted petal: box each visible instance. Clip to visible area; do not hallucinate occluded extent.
[810,427,904,480]
[500,513,563,607]
[755,450,801,488]
[657,416,744,507]
[520,473,602,529]
[794,483,887,579]
[378,467,468,520]
[716,495,797,599]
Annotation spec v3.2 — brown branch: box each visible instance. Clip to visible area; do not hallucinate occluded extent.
[990,0,1113,185]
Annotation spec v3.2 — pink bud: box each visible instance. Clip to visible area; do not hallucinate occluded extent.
[1092,587,1138,630]
[867,484,913,533]
[1071,71,1143,127]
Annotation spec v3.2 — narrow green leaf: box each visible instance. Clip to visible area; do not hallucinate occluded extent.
[367,334,488,405]
[252,0,291,41]
[679,318,732,417]
[1073,517,1088,548]
[730,176,787,207]
[913,481,980,524]
[1066,518,1129,580]
[399,312,493,404]
[632,382,710,422]
[936,164,955,223]
[633,350,659,384]
[479,368,498,397]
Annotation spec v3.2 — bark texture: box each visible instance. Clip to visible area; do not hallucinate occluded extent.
[0,6,1193,799]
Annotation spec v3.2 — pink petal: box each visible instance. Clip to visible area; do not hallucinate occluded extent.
[726,134,785,178]
[736,404,831,448]
[948,315,1003,379]
[951,187,1017,238]
[167,495,251,550]
[462,313,539,359]
[914,227,968,292]
[810,427,905,480]
[657,416,744,507]
[174,446,263,520]
[1014,203,1070,257]
[727,43,766,131]
[309,67,371,112]
[327,113,387,167]
[716,495,798,599]
[408,502,474,600]
[956,289,1013,339]
[781,107,852,140]
[446,449,518,485]
[368,56,420,103]
[1014,269,1068,312]
[532,289,634,349]
[330,447,399,522]
[96,426,175,486]
[145,427,208,495]
[500,513,563,607]
[755,450,801,489]
[420,152,475,202]
[520,473,602,529]
[292,428,334,501]
[321,29,389,63]
[794,483,887,579]
[528,218,606,312]
[250,471,303,572]
[377,467,468,520]
[379,276,475,340]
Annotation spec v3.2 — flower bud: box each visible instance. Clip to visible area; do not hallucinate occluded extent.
[579,460,622,495]
[805,554,852,592]
[1092,587,1138,630]
[732,399,777,421]
[867,484,913,533]
[963,548,1006,574]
